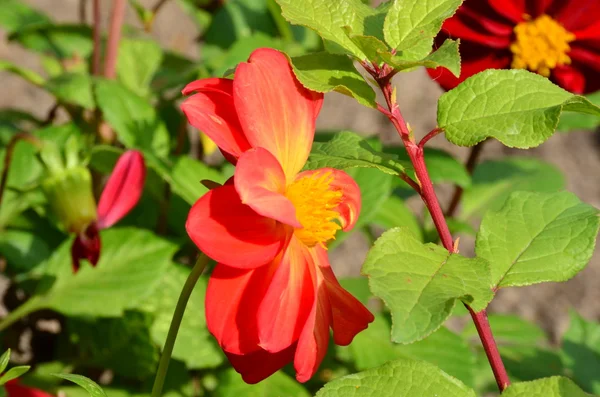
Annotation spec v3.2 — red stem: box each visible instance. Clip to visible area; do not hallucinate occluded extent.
[375,73,510,393]
[92,0,101,75]
[468,307,510,391]
[418,127,443,149]
[104,0,126,79]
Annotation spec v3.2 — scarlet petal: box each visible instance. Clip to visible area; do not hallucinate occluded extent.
[258,237,314,353]
[427,49,511,90]
[441,14,511,48]
[186,185,289,269]
[206,262,276,354]
[234,48,323,182]
[96,150,145,229]
[181,79,251,160]
[295,168,361,232]
[234,147,300,227]
[293,262,332,383]
[488,0,526,23]
[552,65,587,94]
[71,223,101,272]
[225,344,296,384]
[5,380,54,397]
[553,0,600,31]
[311,246,374,345]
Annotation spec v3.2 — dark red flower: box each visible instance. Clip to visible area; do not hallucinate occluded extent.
[429,0,600,93]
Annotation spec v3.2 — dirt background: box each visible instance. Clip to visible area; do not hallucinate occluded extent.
[2,0,600,342]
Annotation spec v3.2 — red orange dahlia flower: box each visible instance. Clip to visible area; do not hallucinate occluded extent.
[429,0,600,93]
[70,150,146,271]
[181,48,374,384]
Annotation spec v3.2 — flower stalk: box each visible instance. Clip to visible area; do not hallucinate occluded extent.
[371,64,511,392]
[151,254,209,397]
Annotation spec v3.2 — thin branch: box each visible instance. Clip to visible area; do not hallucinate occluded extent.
[103,0,126,79]
[445,141,486,217]
[399,173,421,195]
[78,0,87,24]
[91,0,102,75]
[418,127,444,149]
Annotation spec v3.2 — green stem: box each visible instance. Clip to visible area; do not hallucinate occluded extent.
[151,254,209,397]
[0,296,43,332]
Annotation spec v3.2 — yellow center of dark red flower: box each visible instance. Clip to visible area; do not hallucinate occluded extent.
[510,14,575,77]
[286,171,342,247]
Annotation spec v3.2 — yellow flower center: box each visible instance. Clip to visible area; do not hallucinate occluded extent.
[286,171,343,247]
[510,14,575,77]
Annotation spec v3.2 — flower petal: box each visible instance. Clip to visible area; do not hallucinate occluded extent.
[488,0,526,23]
[225,344,296,384]
[186,185,289,269]
[181,78,251,160]
[312,245,374,345]
[427,48,511,90]
[206,262,276,354]
[441,5,512,48]
[294,168,361,232]
[234,147,301,227]
[258,237,314,353]
[234,48,323,182]
[96,150,145,229]
[5,380,54,397]
[293,261,332,383]
[71,223,101,273]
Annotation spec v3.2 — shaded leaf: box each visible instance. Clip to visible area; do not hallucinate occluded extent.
[51,374,107,397]
[117,38,163,97]
[561,311,600,394]
[290,52,377,108]
[45,73,94,109]
[217,369,310,397]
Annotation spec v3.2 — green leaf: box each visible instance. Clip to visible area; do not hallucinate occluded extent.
[95,79,170,158]
[383,0,462,56]
[438,69,600,148]
[558,91,600,132]
[289,52,377,108]
[382,38,461,76]
[0,366,30,385]
[0,60,45,86]
[476,191,599,289]
[316,358,476,397]
[45,73,94,109]
[372,196,423,241]
[10,24,93,60]
[276,0,383,59]
[169,156,225,206]
[341,315,476,387]
[217,369,310,397]
[140,264,224,369]
[0,350,9,374]
[51,374,107,397]
[363,227,493,343]
[117,38,163,97]
[34,228,176,317]
[339,277,371,305]
[461,157,565,219]
[561,311,600,394]
[305,131,408,176]
[0,229,52,273]
[502,377,593,397]
[0,0,50,34]
[62,312,158,379]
